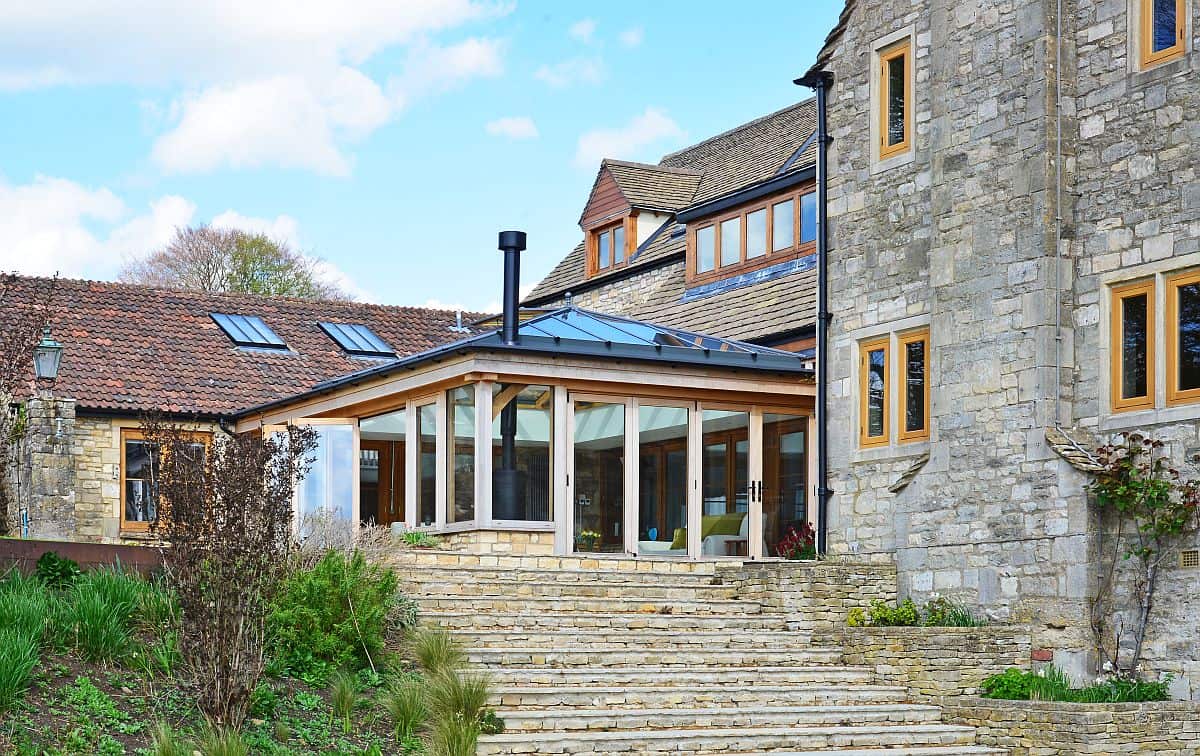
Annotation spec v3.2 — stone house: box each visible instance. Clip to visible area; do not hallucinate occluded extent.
[10,276,478,542]
[801,0,1200,695]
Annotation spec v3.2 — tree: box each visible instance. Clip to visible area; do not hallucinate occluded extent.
[1088,433,1200,677]
[120,225,349,300]
[145,419,318,727]
[0,274,58,535]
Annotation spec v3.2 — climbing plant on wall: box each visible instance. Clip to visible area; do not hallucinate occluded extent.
[1088,433,1200,678]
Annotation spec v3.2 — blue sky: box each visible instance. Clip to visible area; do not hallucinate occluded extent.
[0,1,842,310]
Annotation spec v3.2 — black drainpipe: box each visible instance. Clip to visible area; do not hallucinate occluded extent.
[494,230,527,520]
[795,70,834,555]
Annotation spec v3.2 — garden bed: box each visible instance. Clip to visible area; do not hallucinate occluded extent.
[941,697,1200,755]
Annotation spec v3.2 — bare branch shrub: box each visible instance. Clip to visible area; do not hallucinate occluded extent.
[145,419,317,728]
[0,275,58,535]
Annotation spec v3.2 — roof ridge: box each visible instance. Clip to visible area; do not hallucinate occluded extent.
[602,158,702,177]
[658,97,815,165]
[5,273,482,318]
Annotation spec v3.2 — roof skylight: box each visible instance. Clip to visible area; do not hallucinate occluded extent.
[211,313,287,349]
[319,322,395,358]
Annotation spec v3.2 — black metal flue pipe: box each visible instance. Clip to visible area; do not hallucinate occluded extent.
[498,230,526,345]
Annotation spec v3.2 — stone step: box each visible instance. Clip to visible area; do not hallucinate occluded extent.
[476,723,981,754]
[451,628,817,650]
[398,565,727,588]
[492,683,911,710]
[417,594,763,615]
[399,577,737,600]
[469,646,843,668]
[387,550,721,576]
[496,703,944,733]
[475,665,875,688]
[424,611,790,631]
[729,749,1007,756]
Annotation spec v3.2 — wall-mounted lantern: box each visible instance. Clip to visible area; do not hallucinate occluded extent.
[33,327,64,383]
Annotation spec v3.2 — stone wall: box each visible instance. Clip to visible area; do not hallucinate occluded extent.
[819,0,1100,682]
[942,698,1200,755]
[718,561,897,634]
[536,258,681,315]
[440,528,556,556]
[838,626,1033,700]
[20,396,76,539]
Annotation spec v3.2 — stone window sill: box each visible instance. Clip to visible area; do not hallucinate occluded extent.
[1100,402,1200,432]
[852,440,930,465]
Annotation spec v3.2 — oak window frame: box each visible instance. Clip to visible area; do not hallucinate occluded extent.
[1166,269,1200,406]
[1110,279,1156,413]
[119,428,212,534]
[685,186,817,286]
[878,38,913,161]
[1140,0,1187,68]
[858,337,891,449]
[586,217,634,277]
[897,328,930,443]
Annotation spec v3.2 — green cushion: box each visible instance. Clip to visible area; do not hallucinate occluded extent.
[667,514,745,550]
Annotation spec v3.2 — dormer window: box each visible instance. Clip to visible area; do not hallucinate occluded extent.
[587,217,634,276]
[687,186,816,284]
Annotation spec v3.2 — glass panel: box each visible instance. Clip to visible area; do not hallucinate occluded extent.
[124,439,159,525]
[613,225,626,265]
[492,384,553,521]
[696,226,716,273]
[700,410,749,557]
[763,414,809,559]
[1178,283,1200,391]
[772,199,794,251]
[598,230,611,269]
[298,425,355,535]
[418,404,437,526]
[573,400,625,553]
[868,348,887,438]
[800,192,817,245]
[720,217,741,267]
[637,405,688,557]
[1153,0,1178,52]
[1121,294,1149,400]
[886,52,906,146]
[746,209,767,259]
[360,408,406,526]
[904,338,926,433]
[447,387,475,523]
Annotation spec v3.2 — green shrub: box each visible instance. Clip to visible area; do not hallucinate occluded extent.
[135,578,180,632]
[329,669,358,734]
[868,598,920,626]
[982,666,1172,703]
[430,716,481,756]
[411,627,465,675]
[401,531,440,549]
[149,721,191,756]
[0,575,50,643]
[383,679,428,740]
[267,550,400,681]
[194,724,249,756]
[80,564,142,617]
[249,680,280,719]
[34,551,81,590]
[847,597,988,628]
[426,670,490,726]
[922,597,988,627]
[0,627,39,713]
[71,588,131,661]
[479,709,505,735]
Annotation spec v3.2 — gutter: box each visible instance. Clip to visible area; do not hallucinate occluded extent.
[676,167,816,225]
[795,69,834,557]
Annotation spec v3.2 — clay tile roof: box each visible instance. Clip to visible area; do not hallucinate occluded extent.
[601,160,702,212]
[7,276,482,416]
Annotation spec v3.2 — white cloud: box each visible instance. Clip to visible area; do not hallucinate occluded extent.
[568,19,596,43]
[619,26,644,48]
[390,37,505,105]
[534,57,604,88]
[0,175,189,278]
[485,116,539,140]
[573,108,685,168]
[210,210,301,248]
[0,2,512,175]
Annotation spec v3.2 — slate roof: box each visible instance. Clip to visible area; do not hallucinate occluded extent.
[602,160,702,212]
[526,99,819,338]
[803,0,855,79]
[8,276,481,416]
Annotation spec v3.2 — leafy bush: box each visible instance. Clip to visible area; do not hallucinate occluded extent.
[249,680,281,719]
[846,597,987,628]
[775,522,817,560]
[35,551,81,590]
[0,627,38,713]
[267,550,401,681]
[411,627,465,675]
[982,666,1172,703]
[401,531,441,549]
[479,709,506,735]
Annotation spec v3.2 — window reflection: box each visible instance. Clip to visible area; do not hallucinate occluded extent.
[1122,293,1149,399]
[868,348,886,438]
[492,384,552,522]
[1178,283,1200,392]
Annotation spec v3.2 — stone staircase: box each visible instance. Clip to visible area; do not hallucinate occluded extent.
[393,551,1005,755]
